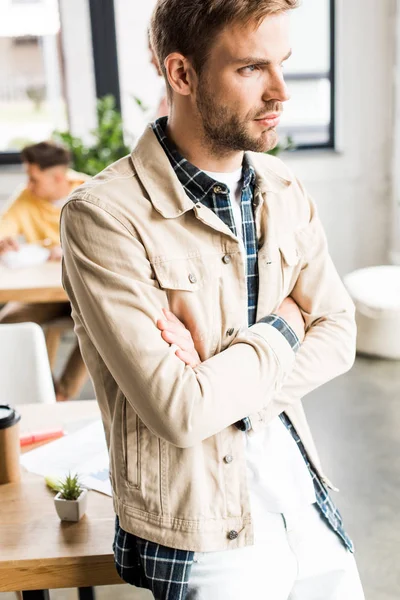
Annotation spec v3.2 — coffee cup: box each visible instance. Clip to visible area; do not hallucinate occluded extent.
[0,405,21,484]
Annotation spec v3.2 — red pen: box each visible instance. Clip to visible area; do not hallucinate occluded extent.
[20,428,65,447]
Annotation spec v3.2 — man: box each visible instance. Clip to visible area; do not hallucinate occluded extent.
[0,141,88,401]
[61,0,365,598]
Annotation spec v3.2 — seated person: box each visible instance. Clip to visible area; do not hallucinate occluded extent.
[0,141,88,401]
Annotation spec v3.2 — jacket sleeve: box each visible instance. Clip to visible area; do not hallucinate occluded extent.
[61,197,296,448]
[248,183,357,433]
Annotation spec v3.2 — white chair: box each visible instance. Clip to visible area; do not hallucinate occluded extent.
[0,322,56,405]
[344,265,400,359]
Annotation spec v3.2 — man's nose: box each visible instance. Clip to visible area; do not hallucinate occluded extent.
[263,70,291,104]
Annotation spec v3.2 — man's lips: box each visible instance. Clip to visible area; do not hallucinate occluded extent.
[255,113,281,128]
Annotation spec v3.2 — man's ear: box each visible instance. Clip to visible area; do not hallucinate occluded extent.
[164,52,197,97]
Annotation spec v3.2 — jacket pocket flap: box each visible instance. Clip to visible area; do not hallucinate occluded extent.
[152,257,206,291]
[279,237,301,267]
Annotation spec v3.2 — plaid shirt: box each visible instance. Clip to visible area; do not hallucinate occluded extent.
[113,118,353,598]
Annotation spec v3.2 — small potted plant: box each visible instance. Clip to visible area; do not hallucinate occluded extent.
[53,473,88,522]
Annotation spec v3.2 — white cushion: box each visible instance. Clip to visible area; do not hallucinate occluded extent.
[344,266,400,359]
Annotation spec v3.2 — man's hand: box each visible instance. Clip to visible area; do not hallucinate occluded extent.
[157,308,201,368]
[48,245,63,262]
[276,297,305,342]
[159,298,305,368]
[0,237,19,255]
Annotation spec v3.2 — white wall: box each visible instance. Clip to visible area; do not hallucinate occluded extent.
[391,0,400,265]
[114,0,162,138]
[0,166,24,208]
[58,0,97,140]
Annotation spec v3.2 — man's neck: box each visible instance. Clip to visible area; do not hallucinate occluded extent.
[167,111,244,174]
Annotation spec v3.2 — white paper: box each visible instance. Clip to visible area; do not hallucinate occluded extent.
[20,420,112,496]
[0,244,50,269]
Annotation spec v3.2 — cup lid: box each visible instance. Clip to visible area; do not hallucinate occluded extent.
[0,405,21,430]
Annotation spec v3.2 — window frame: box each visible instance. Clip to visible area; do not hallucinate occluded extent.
[283,0,336,151]
[88,0,121,112]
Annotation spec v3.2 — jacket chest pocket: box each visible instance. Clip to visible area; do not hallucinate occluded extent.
[151,255,219,350]
[279,236,302,297]
[258,236,302,314]
[152,256,206,292]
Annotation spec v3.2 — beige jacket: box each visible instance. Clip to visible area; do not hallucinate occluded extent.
[61,125,356,552]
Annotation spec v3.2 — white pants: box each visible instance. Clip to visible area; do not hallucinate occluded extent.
[187,505,364,600]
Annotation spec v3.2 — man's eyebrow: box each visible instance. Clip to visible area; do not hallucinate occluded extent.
[232,49,292,66]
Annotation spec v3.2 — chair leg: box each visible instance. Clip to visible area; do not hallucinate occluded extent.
[78,587,96,600]
[45,328,62,370]
[22,591,50,600]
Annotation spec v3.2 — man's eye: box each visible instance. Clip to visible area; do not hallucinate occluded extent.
[241,65,258,74]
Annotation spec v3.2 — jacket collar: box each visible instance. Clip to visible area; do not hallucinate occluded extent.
[130,123,292,219]
[151,117,256,204]
[246,151,293,196]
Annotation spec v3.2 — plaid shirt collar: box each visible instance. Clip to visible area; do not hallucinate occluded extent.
[151,117,256,205]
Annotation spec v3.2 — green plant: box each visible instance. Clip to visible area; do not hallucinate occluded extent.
[54,473,83,501]
[132,96,148,112]
[53,95,131,177]
[266,135,295,156]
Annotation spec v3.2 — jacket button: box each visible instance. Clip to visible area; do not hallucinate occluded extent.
[188,273,197,284]
[213,185,224,194]
[227,328,235,336]
[222,255,231,265]
[224,455,233,464]
[228,530,238,540]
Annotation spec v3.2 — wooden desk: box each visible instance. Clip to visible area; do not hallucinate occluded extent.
[0,401,123,599]
[0,262,68,304]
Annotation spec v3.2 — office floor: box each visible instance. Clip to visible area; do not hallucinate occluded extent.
[2,335,400,600]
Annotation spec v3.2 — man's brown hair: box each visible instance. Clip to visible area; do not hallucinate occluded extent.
[20,141,71,170]
[150,0,299,91]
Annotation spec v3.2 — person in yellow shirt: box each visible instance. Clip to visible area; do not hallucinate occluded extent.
[0,141,88,401]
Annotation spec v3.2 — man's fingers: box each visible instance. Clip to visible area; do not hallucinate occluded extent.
[162,308,184,326]
[156,318,167,331]
[157,319,191,339]
[175,349,192,365]
[0,238,18,254]
[175,348,200,368]
[161,329,193,351]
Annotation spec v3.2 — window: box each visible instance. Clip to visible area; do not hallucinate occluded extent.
[0,0,68,162]
[280,0,335,149]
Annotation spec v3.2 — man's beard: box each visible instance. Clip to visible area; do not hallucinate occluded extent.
[196,84,282,156]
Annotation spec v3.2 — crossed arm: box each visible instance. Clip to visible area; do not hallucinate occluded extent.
[158,297,306,368]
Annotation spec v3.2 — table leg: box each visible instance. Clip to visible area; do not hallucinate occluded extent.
[78,587,96,600]
[22,591,50,600]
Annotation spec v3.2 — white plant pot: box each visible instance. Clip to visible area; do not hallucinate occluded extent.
[54,488,88,522]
